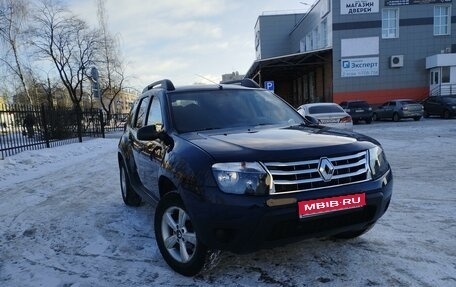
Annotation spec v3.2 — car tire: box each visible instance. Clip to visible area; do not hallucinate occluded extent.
[442,110,450,119]
[372,113,378,121]
[155,192,208,276]
[119,161,142,206]
[392,113,400,122]
[366,118,372,124]
[413,116,421,121]
[423,111,430,118]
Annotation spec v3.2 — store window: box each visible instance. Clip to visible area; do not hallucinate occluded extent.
[434,6,451,36]
[382,8,399,39]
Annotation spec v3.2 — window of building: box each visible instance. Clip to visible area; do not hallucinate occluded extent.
[321,18,328,48]
[442,67,450,83]
[305,34,311,51]
[434,5,451,36]
[313,27,319,49]
[382,8,399,39]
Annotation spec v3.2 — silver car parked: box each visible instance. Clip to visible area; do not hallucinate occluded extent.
[373,99,423,122]
[297,103,353,130]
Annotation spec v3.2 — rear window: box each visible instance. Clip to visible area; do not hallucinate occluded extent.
[309,105,344,114]
[348,101,369,108]
[400,100,418,105]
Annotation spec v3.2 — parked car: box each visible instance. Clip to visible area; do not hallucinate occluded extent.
[118,79,393,276]
[422,96,456,119]
[339,100,373,124]
[297,103,353,130]
[373,99,423,122]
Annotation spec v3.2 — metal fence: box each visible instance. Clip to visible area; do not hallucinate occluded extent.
[0,104,127,159]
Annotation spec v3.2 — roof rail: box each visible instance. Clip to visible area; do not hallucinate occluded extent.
[221,78,260,88]
[142,79,175,93]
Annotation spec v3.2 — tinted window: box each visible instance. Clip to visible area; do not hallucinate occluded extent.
[128,99,140,125]
[170,90,304,133]
[442,97,456,104]
[308,105,344,114]
[349,101,369,108]
[400,100,417,105]
[146,97,163,131]
[135,97,150,129]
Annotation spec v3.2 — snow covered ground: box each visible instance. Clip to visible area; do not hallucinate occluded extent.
[1,119,455,287]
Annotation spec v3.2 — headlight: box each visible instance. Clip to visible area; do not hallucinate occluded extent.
[212,162,270,195]
[368,146,390,179]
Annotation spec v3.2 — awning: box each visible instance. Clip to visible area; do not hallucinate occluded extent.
[245,48,332,79]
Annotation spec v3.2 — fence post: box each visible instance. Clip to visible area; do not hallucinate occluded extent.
[76,106,83,143]
[41,104,50,148]
[99,110,105,138]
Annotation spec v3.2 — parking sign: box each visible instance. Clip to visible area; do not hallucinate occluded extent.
[264,81,275,92]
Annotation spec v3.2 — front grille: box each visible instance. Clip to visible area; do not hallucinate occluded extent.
[263,151,369,194]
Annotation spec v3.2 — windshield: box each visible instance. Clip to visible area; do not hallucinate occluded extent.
[170,89,304,133]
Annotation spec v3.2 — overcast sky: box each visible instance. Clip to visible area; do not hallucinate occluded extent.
[67,0,315,91]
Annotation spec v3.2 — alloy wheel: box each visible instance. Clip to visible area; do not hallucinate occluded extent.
[161,206,197,263]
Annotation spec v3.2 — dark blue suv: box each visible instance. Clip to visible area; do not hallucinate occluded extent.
[118,79,393,276]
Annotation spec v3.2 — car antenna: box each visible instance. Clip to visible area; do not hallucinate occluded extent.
[195,74,223,89]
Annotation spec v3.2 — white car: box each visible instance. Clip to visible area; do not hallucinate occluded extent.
[297,103,353,130]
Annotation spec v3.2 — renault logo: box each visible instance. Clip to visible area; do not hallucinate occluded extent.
[318,158,335,182]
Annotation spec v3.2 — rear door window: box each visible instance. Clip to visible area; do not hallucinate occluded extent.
[134,97,150,129]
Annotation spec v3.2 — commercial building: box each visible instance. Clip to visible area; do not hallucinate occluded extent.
[247,0,456,106]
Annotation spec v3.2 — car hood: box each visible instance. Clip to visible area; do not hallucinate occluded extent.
[179,125,376,162]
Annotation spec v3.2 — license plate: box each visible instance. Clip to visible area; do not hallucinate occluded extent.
[355,109,364,113]
[298,193,366,219]
[319,119,339,124]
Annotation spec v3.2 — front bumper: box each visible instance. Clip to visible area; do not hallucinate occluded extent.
[400,110,423,118]
[181,170,393,253]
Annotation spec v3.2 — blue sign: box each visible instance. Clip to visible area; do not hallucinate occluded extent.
[264,81,275,91]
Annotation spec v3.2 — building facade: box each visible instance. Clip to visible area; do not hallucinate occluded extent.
[247,0,456,106]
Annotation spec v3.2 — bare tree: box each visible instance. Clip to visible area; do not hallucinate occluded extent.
[30,0,99,111]
[96,0,126,120]
[0,0,32,104]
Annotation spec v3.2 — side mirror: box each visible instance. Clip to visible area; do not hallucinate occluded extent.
[137,125,159,141]
[304,115,319,125]
[137,125,174,148]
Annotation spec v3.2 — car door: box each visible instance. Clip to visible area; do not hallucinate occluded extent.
[386,102,396,118]
[377,102,390,119]
[130,96,151,190]
[132,95,165,198]
[425,97,438,115]
[433,97,444,115]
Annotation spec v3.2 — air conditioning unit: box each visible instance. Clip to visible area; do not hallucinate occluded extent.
[390,55,404,68]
